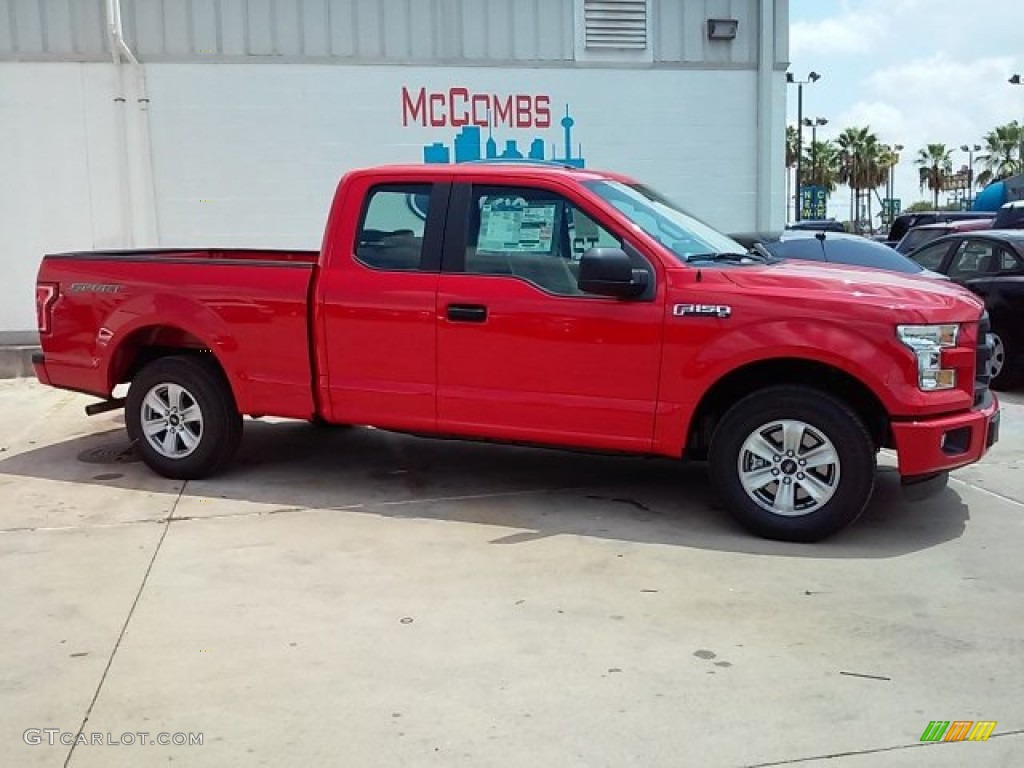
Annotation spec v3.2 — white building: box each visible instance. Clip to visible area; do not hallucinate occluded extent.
[0,0,790,333]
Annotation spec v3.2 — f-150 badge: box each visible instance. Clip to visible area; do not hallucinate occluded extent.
[673,303,732,318]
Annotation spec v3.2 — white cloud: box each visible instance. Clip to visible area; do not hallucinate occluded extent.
[790,16,884,56]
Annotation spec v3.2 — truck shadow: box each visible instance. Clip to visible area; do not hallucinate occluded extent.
[0,419,970,558]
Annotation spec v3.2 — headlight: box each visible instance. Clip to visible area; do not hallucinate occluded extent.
[896,324,959,391]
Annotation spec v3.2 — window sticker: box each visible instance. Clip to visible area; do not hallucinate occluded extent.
[478,199,558,253]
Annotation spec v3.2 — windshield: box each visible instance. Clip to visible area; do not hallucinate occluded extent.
[583,180,746,263]
[898,227,948,254]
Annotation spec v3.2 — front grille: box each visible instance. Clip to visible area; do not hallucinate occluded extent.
[974,312,992,407]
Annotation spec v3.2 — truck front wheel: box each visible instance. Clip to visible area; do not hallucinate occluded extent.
[126,355,243,480]
[708,386,876,542]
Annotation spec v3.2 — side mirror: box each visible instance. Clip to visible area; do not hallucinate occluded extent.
[577,248,649,298]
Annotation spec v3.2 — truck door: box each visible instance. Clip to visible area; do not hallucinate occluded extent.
[317,181,448,431]
[435,182,664,452]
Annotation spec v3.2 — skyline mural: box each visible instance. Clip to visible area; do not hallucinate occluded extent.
[422,106,585,167]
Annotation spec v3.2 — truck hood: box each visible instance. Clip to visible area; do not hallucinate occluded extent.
[720,260,983,319]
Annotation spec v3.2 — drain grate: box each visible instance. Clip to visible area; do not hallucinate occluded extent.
[77,443,141,464]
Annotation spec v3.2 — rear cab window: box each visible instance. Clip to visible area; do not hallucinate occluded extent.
[355,185,433,271]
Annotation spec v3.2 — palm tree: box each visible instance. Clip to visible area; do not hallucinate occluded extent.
[786,125,800,170]
[837,126,884,231]
[801,139,840,191]
[916,144,953,208]
[976,121,1022,187]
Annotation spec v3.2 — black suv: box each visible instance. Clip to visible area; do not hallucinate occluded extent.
[884,210,996,246]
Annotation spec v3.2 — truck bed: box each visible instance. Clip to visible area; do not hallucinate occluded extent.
[36,248,320,419]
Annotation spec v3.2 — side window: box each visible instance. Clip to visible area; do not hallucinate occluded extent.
[948,240,997,278]
[355,185,431,271]
[465,186,622,296]
[999,247,1023,272]
[908,242,951,271]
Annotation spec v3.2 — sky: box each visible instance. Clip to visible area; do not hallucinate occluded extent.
[787,0,1024,223]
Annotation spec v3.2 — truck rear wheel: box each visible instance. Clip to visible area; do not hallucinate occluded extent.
[708,386,875,542]
[126,355,242,480]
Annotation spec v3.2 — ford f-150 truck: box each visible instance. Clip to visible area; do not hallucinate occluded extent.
[33,164,1000,541]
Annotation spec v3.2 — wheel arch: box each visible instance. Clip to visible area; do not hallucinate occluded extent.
[685,358,891,460]
[107,324,246,412]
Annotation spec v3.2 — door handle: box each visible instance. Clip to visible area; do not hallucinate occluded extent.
[447,304,488,322]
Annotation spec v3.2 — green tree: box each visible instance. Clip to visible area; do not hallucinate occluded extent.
[837,126,886,231]
[916,144,953,208]
[976,121,1022,187]
[786,125,800,170]
[801,139,841,191]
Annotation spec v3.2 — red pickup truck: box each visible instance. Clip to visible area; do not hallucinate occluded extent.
[33,164,999,541]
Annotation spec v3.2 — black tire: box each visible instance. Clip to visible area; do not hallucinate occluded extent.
[708,386,876,542]
[989,325,1024,391]
[126,355,243,480]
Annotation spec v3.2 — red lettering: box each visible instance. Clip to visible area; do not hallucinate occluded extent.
[535,95,551,128]
[493,95,513,127]
[401,86,427,127]
[449,87,469,127]
[471,94,490,127]
[429,93,446,127]
[515,95,532,128]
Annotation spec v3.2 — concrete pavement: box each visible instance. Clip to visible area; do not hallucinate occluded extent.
[1,378,1022,767]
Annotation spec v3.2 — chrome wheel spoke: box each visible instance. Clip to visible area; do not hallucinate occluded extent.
[179,405,201,425]
[143,391,169,419]
[781,421,805,454]
[741,466,777,492]
[746,434,779,463]
[801,444,837,469]
[161,429,177,455]
[798,473,834,502]
[774,481,796,515]
[178,427,199,451]
[142,418,166,437]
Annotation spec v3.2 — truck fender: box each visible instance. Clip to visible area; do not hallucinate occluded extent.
[99,292,251,412]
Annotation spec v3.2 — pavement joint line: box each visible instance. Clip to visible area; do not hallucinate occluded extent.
[949,475,1024,509]
[739,728,1024,767]
[62,481,187,768]
[0,518,168,534]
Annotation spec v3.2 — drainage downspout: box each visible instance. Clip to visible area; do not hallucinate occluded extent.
[755,0,776,230]
[106,0,158,247]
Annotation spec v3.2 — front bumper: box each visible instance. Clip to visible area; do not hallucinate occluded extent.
[891,390,999,478]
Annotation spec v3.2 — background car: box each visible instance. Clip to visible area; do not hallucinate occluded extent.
[993,200,1024,229]
[894,218,992,254]
[907,229,1024,389]
[730,229,948,277]
[884,210,996,246]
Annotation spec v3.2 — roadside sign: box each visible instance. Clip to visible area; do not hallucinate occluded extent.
[882,198,901,217]
[800,186,827,220]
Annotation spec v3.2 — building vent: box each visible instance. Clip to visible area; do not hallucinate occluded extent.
[583,1,648,50]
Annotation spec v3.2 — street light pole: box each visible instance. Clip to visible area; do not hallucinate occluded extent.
[787,71,821,222]
[960,143,981,206]
[1010,74,1023,172]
